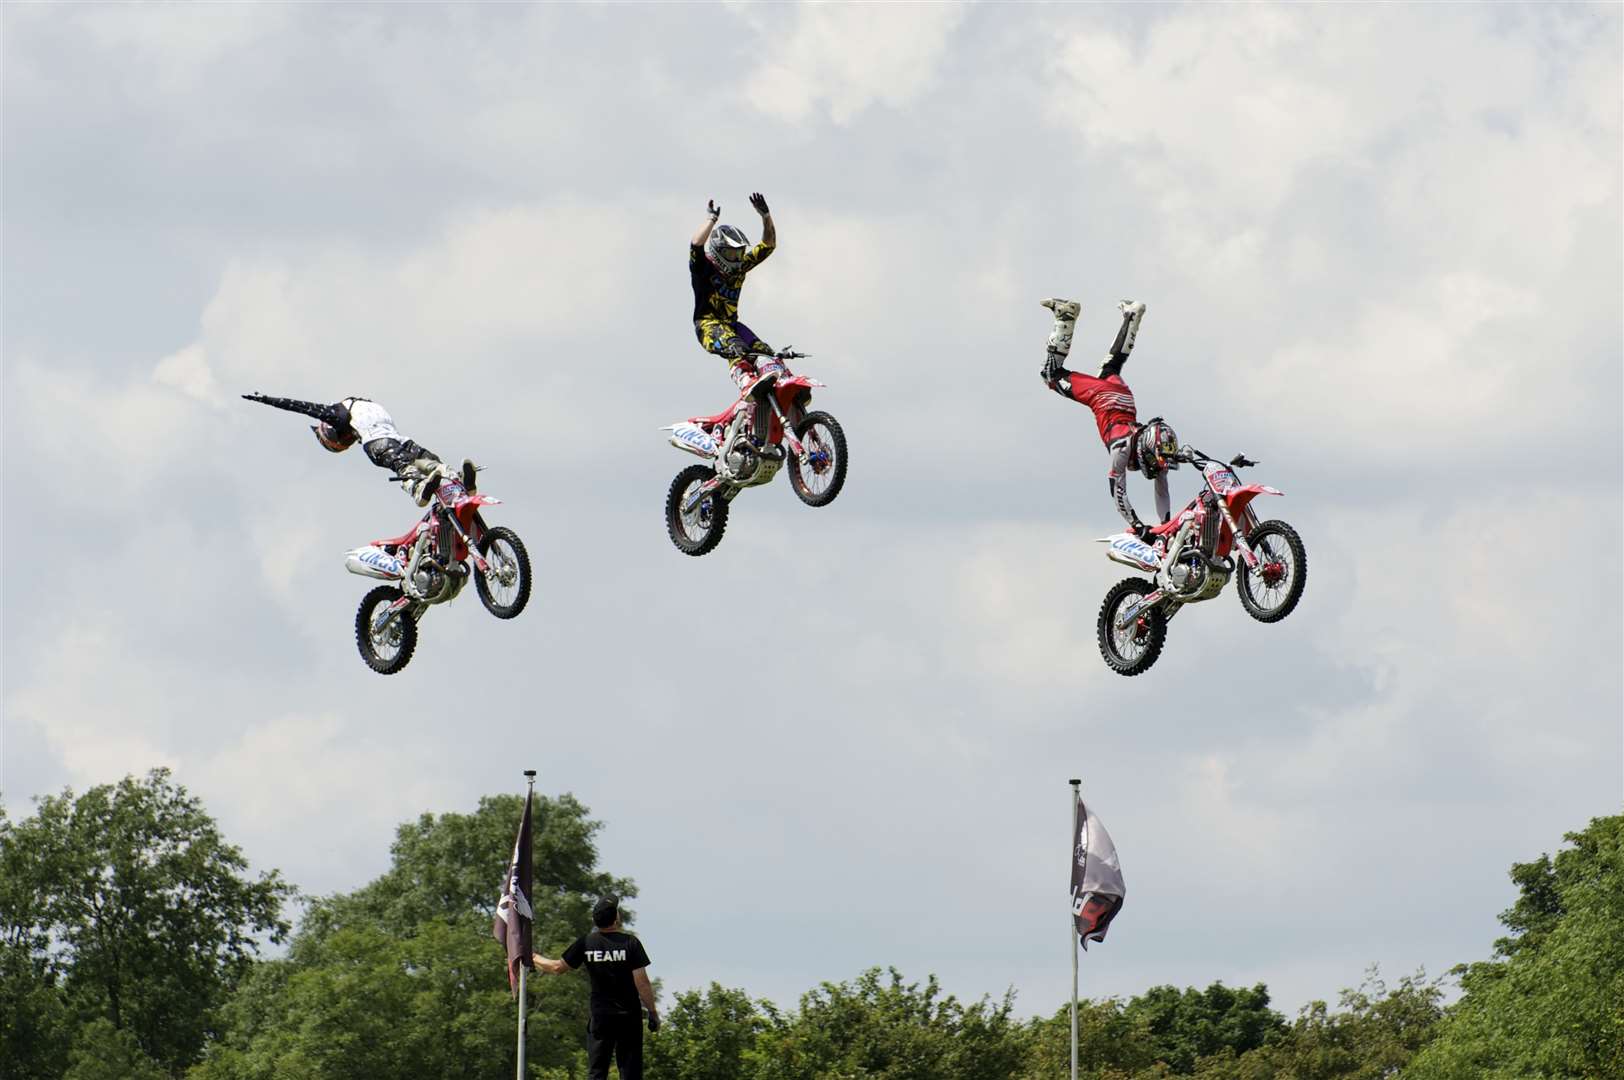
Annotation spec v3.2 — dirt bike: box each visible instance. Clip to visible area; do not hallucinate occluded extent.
[343,463,531,673]
[1095,447,1306,676]
[661,348,847,556]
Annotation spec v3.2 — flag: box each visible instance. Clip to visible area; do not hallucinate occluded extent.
[1071,794,1125,950]
[493,788,535,993]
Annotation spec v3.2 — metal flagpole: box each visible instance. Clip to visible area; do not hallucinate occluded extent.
[517,769,537,1080]
[1069,778,1082,1080]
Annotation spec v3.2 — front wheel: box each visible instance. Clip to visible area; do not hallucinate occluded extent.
[355,585,417,674]
[475,525,531,619]
[666,464,729,556]
[787,410,847,507]
[1236,520,1307,623]
[1097,577,1167,676]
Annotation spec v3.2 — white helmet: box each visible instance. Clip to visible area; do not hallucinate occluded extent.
[705,224,750,272]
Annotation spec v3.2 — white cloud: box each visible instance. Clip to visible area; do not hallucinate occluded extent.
[746,4,968,124]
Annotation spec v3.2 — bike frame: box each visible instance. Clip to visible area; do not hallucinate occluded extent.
[1098,448,1283,630]
[345,477,506,631]
[662,356,828,513]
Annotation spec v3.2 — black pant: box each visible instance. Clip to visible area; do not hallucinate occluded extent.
[362,437,439,478]
[586,1014,643,1080]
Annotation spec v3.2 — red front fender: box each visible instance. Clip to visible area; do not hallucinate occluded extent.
[1226,484,1282,517]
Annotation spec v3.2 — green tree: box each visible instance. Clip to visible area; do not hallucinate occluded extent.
[1247,970,1442,1079]
[1122,983,1286,1073]
[0,771,291,1078]
[194,792,633,1080]
[63,1017,168,1080]
[1406,815,1624,1080]
[643,983,781,1080]
[755,967,1028,1080]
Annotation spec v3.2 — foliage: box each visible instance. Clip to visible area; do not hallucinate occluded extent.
[0,771,291,1078]
[646,968,1027,1080]
[193,792,632,1080]
[1405,814,1624,1080]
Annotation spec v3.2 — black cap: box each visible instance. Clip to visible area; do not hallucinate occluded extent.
[591,896,620,928]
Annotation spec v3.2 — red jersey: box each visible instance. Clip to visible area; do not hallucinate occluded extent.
[1060,372,1138,445]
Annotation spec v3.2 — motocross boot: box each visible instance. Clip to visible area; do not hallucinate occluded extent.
[1040,297,1079,381]
[1098,300,1146,377]
[461,458,479,493]
[403,463,444,507]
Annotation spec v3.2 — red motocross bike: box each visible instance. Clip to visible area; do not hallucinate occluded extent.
[660,348,848,556]
[1095,447,1307,676]
[343,463,531,673]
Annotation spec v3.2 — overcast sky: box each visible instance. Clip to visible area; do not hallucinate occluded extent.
[4,2,1621,1018]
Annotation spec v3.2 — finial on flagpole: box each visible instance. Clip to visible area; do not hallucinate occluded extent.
[1069,778,1081,787]
[523,770,537,787]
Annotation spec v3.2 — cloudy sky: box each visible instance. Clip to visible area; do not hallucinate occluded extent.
[4,2,1620,1018]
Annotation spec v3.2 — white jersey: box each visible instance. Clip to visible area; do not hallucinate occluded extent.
[345,398,402,444]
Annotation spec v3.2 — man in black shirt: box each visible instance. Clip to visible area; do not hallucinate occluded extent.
[533,896,658,1080]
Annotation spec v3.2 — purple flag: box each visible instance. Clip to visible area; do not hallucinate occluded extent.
[1071,794,1125,950]
[492,788,535,993]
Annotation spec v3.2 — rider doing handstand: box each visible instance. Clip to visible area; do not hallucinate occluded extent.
[1038,298,1181,544]
[690,193,779,392]
[242,393,457,507]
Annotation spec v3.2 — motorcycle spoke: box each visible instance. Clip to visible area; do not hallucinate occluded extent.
[484,541,520,608]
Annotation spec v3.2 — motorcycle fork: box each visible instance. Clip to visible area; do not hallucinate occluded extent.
[1217,498,1262,569]
[439,505,489,574]
[766,392,808,460]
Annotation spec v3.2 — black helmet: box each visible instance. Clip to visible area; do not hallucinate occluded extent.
[311,421,355,453]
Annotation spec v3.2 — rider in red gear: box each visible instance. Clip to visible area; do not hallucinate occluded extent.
[1039,298,1178,542]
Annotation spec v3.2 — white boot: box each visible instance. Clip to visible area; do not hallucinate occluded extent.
[1040,297,1080,380]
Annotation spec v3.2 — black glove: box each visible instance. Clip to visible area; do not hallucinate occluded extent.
[646,1011,660,1033]
[1132,522,1154,543]
[749,192,770,216]
[706,199,720,219]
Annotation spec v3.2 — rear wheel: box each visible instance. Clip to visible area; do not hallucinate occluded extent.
[787,410,847,507]
[1237,520,1307,623]
[355,585,417,674]
[475,525,531,619]
[1097,577,1167,676]
[666,465,728,556]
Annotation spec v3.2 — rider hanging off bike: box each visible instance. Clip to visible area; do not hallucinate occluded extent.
[1039,298,1181,545]
[242,393,465,507]
[691,193,779,392]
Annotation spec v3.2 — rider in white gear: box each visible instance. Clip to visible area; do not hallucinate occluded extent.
[242,393,453,506]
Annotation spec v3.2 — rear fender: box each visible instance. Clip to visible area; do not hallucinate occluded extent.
[1097,532,1160,572]
[345,545,404,581]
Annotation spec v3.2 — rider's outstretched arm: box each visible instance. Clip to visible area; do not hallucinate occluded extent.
[1107,440,1145,532]
[744,192,775,268]
[691,200,720,249]
[1153,472,1171,524]
[243,393,345,426]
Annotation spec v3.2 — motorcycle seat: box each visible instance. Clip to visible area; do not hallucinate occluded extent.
[374,528,417,549]
[690,404,740,428]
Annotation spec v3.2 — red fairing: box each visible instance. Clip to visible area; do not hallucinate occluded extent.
[1225,484,1281,517]
[1063,373,1138,445]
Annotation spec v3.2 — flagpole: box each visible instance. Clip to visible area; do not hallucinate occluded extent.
[1069,777,1081,1080]
[517,769,536,1080]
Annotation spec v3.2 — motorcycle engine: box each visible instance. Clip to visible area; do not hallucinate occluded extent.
[1166,550,1208,597]
[412,562,448,603]
[724,434,761,484]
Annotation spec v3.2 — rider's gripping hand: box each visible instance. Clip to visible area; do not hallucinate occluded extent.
[1132,522,1154,544]
[707,199,720,219]
[749,192,770,216]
